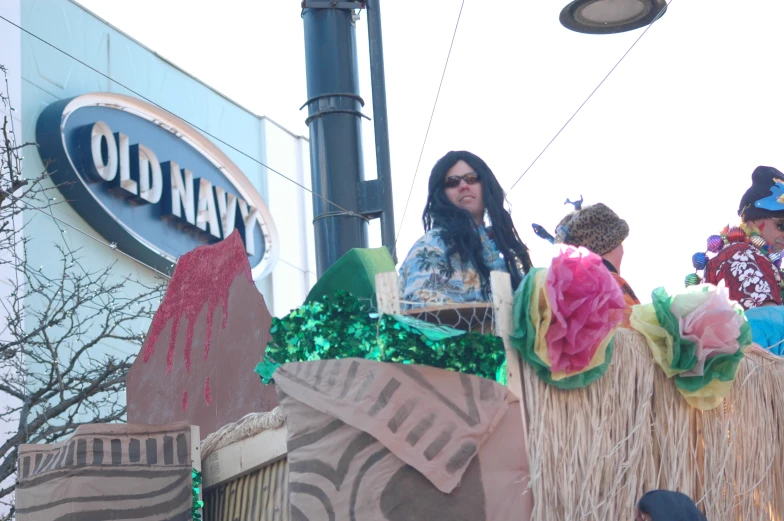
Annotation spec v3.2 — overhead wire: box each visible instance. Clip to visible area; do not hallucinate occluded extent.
[0,15,328,426]
[506,0,673,192]
[3,63,162,357]
[392,0,465,257]
[7,189,173,279]
[0,14,353,218]
[0,14,339,280]
[3,2,671,265]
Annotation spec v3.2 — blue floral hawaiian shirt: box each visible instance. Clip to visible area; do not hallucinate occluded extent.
[398,226,516,308]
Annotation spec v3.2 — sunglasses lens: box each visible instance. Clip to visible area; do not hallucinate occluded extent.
[444,174,480,188]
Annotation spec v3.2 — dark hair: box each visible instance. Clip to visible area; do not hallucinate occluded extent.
[422,150,532,290]
[637,490,706,521]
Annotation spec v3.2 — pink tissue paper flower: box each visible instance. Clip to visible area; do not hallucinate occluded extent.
[675,285,744,377]
[545,246,626,374]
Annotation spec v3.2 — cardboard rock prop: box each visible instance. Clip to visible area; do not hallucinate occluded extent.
[275,358,534,521]
[127,230,276,439]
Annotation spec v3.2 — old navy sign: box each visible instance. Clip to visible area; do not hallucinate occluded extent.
[36,93,279,279]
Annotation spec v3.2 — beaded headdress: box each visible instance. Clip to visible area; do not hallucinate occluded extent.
[686,224,783,287]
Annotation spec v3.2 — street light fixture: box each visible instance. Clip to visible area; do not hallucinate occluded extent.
[560,0,667,35]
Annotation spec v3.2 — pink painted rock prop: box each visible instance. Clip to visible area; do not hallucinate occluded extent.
[127,230,276,438]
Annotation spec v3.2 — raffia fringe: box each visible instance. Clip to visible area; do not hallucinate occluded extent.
[200,407,285,459]
[522,329,784,521]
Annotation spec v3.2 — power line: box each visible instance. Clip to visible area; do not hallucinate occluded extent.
[0,14,352,217]
[6,188,173,279]
[506,0,672,193]
[0,14,345,281]
[392,0,465,256]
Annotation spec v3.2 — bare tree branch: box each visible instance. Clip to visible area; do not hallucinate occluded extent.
[0,64,168,516]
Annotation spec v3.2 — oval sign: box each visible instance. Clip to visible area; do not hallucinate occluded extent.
[36,93,279,279]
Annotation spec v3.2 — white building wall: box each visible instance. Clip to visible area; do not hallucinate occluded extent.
[0,1,318,514]
[18,0,317,320]
[261,118,317,317]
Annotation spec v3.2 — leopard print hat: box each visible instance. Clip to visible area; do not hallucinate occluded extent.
[554,203,629,256]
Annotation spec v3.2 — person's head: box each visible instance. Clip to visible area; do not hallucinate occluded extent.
[739,166,784,252]
[424,151,506,227]
[636,490,706,521]
[553,201,629,271]
[442,159,485,224]
[423,151,532,289]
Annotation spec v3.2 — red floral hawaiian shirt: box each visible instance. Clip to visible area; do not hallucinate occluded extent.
[704,243,782,309]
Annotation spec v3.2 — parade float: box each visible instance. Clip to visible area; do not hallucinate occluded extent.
[16,232,784,521]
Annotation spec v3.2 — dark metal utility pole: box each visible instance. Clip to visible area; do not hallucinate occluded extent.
[301,0,396,277]
[365,0,396,262]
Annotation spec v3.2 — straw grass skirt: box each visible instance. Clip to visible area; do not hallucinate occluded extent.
[521,328,784,521]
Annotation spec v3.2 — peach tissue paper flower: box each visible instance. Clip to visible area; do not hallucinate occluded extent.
[672,283,745,377]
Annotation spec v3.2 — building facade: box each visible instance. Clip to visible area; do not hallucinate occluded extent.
[2,0,318,320]
[0,0,318,512]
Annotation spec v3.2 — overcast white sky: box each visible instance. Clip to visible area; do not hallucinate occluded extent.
[76,0,784,302]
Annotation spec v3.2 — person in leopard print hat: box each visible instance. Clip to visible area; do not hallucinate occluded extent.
[532,198,640,326]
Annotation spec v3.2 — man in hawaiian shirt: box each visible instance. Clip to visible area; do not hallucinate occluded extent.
[705,166,784,309]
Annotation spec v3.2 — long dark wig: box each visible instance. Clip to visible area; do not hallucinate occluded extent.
[422,150,533,290]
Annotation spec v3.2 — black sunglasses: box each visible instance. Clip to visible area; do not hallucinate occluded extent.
[444,172,480,189]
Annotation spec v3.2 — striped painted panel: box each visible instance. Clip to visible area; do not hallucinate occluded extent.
[273,359,532,520]
[204,459,289,521]
[16,423,197,521]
